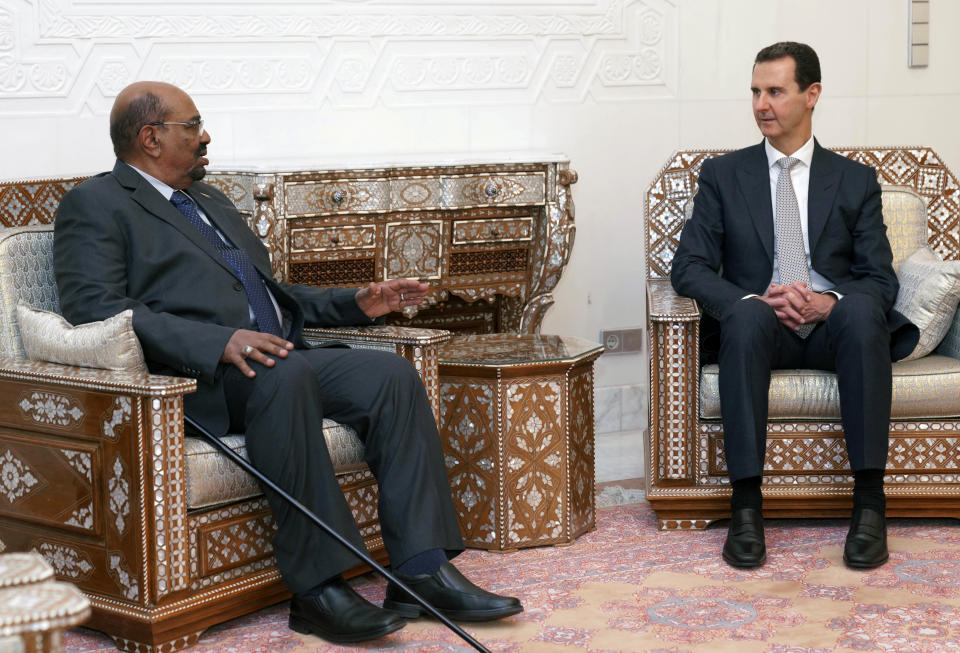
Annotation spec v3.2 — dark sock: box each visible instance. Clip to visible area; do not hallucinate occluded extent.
[853,468,886,513]
[731,476,763,512]
[395,548,447,577]
[299,574,341,598]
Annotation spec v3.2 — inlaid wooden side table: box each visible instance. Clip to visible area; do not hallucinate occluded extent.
[0,553,90,653]
[438,334,603,551]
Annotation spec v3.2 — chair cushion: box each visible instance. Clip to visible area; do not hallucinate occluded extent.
[700,354,960,420]
[893,247,960,361]
[882,186,929,272]
[184,418,366,510]
[17,304,148,373]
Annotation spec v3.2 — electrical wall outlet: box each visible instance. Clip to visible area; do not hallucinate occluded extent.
[600,327,644,354]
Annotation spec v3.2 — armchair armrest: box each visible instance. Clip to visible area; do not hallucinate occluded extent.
[645,278,701,488]
[0,357,196,396]
[0,358,197,604]
[302,326,452,420]
[647,278,701,322]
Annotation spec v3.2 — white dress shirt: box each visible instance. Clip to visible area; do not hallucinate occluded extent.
[126,162,284,327]
[764,136,835,293]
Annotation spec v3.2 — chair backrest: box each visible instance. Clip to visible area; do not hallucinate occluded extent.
[646,146,960,278]
[0,226,58,359]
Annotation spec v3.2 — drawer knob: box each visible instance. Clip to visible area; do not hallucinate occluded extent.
[490,228,500,239]
[332,190,346,204]
[484,183,500,198]
[330,234,340,245]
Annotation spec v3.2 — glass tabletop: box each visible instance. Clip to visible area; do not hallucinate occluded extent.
[439,333,604,366]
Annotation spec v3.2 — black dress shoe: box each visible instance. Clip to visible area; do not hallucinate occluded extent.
[289,578,406,644]
[843,507,888,569]
[383,562,523,622]
[722,508,766,568]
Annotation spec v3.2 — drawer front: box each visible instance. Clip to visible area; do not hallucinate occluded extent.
[291,225,376,252]
[390,178,444,211]
[285,180,391,216]
[442,173,545,207]
[452,217,534,245]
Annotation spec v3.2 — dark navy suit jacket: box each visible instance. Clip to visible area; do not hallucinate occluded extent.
[671,140,918,361]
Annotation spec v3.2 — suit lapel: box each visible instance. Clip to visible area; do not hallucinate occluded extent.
[736,143,775,264]
[807,140,842,254]
[189,187,276,281]
[112,161,239,279]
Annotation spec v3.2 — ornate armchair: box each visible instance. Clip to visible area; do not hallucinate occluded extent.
[0,176,451,653]
[646,147,960,529]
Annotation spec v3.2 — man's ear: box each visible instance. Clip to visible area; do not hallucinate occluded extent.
[805,82,822,110]
[138,125,162,159]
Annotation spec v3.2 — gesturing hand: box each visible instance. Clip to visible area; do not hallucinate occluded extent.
[355,278,430,318]
[222,329,294,378]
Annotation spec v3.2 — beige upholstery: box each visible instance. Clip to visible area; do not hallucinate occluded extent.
[701,355,960,420]
[0,226,369,511]
[184,420,365,509]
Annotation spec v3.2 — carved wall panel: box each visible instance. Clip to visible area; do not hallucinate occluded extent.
[0,1,676,115]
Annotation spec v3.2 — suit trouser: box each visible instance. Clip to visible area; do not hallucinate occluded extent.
[718,294,891,482]
[220,347,464,595]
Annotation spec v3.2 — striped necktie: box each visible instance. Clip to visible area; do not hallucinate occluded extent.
[170,190,283,337]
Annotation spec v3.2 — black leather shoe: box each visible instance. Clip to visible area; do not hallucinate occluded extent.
[383,562,523,622]
[289,578,406,644]
[843,507,888,569]
[722,508,766,568]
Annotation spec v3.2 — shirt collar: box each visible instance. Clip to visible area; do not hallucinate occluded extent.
[124,161,186,202]
[764,135,815,170]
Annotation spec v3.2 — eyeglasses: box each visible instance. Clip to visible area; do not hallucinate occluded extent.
[137,118,204,135]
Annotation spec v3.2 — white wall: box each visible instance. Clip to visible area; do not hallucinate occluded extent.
[3,0,960,461]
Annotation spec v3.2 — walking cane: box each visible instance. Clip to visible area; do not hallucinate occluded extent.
[183,414,491,653]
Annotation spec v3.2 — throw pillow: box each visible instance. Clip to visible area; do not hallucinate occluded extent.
[893,246,960,361]
[17,303,148,373]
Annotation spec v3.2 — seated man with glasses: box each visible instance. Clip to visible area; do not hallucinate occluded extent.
[53,81,522,645]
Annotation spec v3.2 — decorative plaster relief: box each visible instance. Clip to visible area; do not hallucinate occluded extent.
[1,0,675,114]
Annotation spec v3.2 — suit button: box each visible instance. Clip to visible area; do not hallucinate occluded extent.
[233,282,243,291]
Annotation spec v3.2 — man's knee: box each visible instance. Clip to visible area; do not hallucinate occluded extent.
[721,298,778,350]
[827,294,887,340]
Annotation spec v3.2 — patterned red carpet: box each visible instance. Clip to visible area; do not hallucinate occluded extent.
[66,502,960,652]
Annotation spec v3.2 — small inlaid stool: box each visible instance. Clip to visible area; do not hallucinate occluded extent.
[0,553,90,653]
[438,334,603,551]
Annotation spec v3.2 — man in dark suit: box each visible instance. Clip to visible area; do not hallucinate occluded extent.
[54,81,521,644]
[671,42,918,570]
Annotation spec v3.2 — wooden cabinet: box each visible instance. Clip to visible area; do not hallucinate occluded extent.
[205,157,578,334]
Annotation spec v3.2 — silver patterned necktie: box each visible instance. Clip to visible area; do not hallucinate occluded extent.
[775,157,814,338]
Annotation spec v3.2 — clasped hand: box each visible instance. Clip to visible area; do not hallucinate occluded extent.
[754,282,836,332]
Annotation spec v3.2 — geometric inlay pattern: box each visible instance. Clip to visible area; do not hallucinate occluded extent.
[0,449,42,504]
[102,396,131,441]
[202,515,275,576]
[108,455,130,536]
[37,542,95,581]
[59,449,92,483]
[17,391,84,427]
[567,366,595,535]
[440,380,497,545]
[108,552,139,601]
[504,379,564,545]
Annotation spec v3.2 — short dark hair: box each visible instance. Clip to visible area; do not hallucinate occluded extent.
[110,92,168,157]
[754,42,821,90]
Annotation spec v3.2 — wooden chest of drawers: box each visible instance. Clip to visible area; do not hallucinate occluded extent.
[206,157,577,334]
